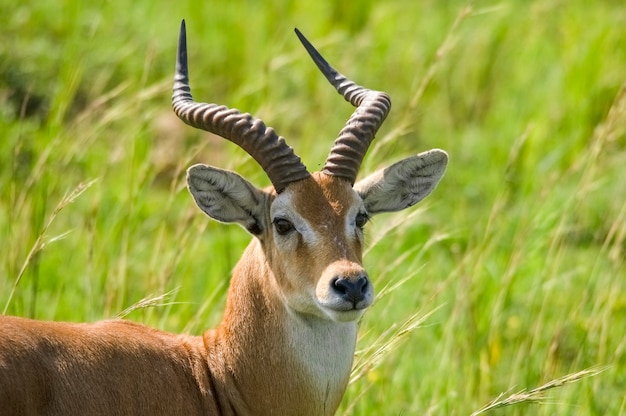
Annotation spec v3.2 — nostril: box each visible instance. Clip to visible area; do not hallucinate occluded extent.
[359,277,368,293]
[332,277,349,295]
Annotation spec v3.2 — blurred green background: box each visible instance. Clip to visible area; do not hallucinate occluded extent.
[1,0,625,414]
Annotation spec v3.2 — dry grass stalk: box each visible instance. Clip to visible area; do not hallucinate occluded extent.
[116,289,180,319]
[470,366,609,415]
[3,179,99,314]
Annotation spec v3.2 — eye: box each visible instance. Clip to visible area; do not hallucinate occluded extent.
[273,218,295,235]
[355,212,369,229]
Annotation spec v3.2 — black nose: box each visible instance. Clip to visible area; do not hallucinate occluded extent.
[332,275,369,306]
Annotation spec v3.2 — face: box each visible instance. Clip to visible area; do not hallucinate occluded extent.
[265,172,374,322]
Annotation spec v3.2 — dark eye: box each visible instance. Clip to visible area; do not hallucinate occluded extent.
[273,218,295,235]
[355,213,369,229]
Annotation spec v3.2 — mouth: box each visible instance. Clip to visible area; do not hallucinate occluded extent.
[318,297,372,322]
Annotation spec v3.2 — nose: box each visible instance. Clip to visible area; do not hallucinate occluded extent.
[331,275,369,307]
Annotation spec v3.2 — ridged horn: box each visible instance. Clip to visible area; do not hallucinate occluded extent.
[173,20,310,193]
[295,29,391,185]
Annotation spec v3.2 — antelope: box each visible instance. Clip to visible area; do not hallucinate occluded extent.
[0,21,447,416]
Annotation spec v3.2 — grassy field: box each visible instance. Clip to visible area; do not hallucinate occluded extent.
[1,0,625,414]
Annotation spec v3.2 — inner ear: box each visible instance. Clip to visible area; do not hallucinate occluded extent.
[187,164,269,234]
[354,149,448,214]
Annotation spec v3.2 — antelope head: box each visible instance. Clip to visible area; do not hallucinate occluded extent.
[172,21,447,324]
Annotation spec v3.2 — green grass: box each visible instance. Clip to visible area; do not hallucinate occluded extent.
[1,1,625,414]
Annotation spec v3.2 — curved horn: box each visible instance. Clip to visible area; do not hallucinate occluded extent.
[173,20,310,193]
[295,29,391,185]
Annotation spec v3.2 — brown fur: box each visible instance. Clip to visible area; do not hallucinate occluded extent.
[0,148,447,415]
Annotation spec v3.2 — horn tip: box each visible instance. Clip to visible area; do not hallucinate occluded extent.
[175,19,188,79]
[296,30,341,85]
[294,27,306,44]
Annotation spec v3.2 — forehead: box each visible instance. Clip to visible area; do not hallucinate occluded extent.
[272,173,362,220]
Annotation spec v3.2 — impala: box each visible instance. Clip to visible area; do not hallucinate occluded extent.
[0,21,447,415]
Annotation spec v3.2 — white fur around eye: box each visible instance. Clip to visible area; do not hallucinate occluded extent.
[271,193,320,246]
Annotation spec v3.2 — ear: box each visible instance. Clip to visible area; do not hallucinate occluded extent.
[187,164,268,235]
[354,149,448,214]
